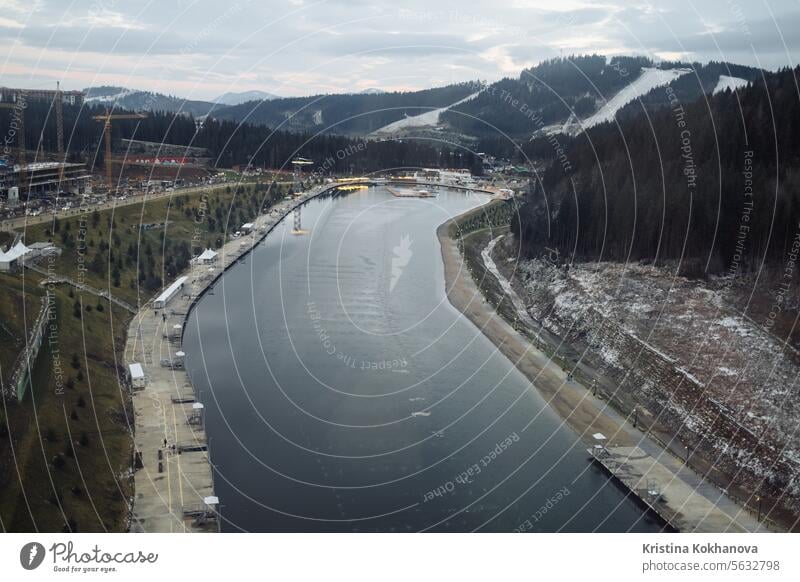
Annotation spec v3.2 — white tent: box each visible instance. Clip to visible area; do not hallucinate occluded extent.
[0,241,31,271]
[192,248,218,265]
[9,241,31,259]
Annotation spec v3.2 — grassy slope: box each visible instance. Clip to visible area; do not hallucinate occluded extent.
[0,274,43,387]
[0,276,130,532]
[23,182,277,306]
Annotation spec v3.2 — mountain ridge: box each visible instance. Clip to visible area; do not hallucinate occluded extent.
[213,90,281,105]
[80,56,763,142]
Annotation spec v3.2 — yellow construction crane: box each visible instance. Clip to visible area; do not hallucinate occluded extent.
[0,92,26,196]
[93,109,147,192]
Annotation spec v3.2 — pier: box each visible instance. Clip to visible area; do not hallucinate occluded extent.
[587,444,764,532]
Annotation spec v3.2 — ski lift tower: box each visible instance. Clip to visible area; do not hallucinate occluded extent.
[291,157,313,235]
[291,156,313,195]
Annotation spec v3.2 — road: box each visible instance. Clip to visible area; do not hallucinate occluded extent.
[0,181,260,231]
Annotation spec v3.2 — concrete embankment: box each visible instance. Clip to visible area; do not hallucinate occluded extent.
[437,209,764,533]
[125,184,332,532]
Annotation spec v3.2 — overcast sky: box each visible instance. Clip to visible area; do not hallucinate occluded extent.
[1,0,798,100]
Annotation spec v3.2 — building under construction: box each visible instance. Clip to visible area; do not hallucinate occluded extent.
[0,85,85,200]
[0,161,92,204]
[0,86,84,106]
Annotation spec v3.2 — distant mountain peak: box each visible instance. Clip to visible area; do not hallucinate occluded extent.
[358,88,385,95]
[82,85,220,117]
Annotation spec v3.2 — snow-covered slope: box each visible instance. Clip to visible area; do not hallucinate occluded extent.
[581,67,691,129]
[83,85,218,116]
[712,75,749,95]
[84,87,135,103]
[372,90,483,134]
[539,67,692,137]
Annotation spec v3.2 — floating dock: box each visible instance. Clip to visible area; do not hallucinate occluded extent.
[387,185,436,198]
[587,445,763,532]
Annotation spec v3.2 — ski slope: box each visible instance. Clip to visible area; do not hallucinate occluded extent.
[575,67,691,133]
[372,90,483,134]
[85,88,135,103]
[537,67,692,138]
[713,75,749,95]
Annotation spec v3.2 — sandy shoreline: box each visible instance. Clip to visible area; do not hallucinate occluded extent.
[436,213,763,532]
[437,219,630,446]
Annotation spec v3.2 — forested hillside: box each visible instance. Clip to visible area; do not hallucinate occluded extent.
[208,82,480,134]
[441,55,652,137]
[615,61,762,122]
[440,56,762,141]
[84,86,219,117]
[512,66,800,276]
[0,100,482,174]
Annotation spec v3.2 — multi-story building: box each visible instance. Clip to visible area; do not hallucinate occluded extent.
[0,161,92,202]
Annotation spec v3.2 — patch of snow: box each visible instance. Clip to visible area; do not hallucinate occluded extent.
[632,335,677,364]
[372,90,483,134]
[713,75,749,95]
[599,345,620,366]
[677,367,704,386]
[718,316,752,337]
[85,88,135,103]
[627,301,653,315]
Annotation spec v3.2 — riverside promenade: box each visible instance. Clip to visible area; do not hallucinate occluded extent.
[125,184,330,532]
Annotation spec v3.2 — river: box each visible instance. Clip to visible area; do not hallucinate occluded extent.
[182,186,663,532]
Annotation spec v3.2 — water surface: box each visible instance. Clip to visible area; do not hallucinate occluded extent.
[183,187,662,532]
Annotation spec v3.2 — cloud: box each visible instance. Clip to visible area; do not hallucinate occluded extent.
[313,31,493,57]
[0,16,25,28]
[2,0,797,99]
[649,11,800,58]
